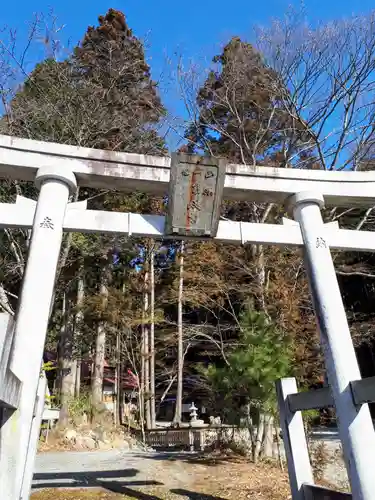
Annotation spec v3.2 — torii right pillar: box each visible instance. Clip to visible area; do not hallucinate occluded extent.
[289,191,375,499]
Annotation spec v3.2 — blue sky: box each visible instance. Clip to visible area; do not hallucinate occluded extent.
[1,0,375,149]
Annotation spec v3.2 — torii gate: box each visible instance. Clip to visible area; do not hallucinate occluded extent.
[0,134,375,499]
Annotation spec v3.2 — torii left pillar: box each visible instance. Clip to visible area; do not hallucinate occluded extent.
[7,165,77,499]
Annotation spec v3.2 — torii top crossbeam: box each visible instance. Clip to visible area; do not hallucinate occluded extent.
[2,136,375,499]
[1,134,375,207]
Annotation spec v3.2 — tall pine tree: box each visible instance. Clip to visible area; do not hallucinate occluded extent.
[0,9,167,424]
[184,37,320,393]
[185,37,306,166]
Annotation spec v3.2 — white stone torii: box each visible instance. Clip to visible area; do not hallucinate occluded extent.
[0,134,375,499]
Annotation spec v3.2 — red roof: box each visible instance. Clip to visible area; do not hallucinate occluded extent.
[43,352,138,389]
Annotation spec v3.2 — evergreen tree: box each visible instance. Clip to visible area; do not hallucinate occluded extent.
[2,9,166,154]
[0,8,167,422]
[204,307,292,413]
[186,37,306,166]
[72,8,166,153]
[202,307,292,460]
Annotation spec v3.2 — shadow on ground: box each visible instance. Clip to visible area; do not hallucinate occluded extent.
[32,469,228,500]
[32,469,163,499]
[131,451,248,467]
[170,489,226,499]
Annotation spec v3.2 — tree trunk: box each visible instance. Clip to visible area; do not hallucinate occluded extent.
[263,414,274,458]
[275,423,284,471]
[244,403,256,452]
[114,331,121,426]
[143,270,151,429]
[138,388,146,443]
[251,244,267,313]
[71,359,78,393]
[173,240,184,424]
[58,291,75,426]
[254,412,265,463]
[249,204,272,315]
[140,320,145,428]
[74,270,84,398]
[156,375,177,419]
[150,249,156,428]
[91,269,109,408]
[92,322,106,407]
[117,333,122,426]
[75,358,81,397]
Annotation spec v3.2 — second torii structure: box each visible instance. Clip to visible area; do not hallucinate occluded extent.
[0,134,375,499]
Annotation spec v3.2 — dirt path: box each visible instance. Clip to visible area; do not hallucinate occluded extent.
[33,449,195,492]
[32,449,291,499]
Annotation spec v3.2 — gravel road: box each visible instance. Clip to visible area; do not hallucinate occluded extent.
[33,449,196,494]
[33,436,350,495]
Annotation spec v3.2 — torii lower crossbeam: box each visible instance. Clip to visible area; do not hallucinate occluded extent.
[2,196,375,253]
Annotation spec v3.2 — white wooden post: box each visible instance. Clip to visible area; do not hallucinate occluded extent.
[289,191,375,500]
[8,165,76,499]
[276,378,314,499]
